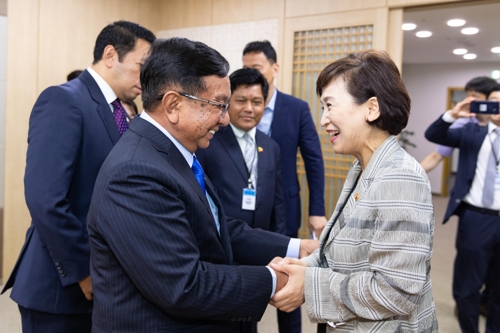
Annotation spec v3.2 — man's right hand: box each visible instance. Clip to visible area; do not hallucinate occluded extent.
[449,97,476,119]
[79,275,93,301]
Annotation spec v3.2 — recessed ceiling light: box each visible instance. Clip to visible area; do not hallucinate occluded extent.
[416,31,432,38]
[461,27,479,35]
[447,19,466,27]
[463,54,477,60]
[491,47,500,53]
[492,70,500,79]
[402,23,416,31]
[453,48,468,55]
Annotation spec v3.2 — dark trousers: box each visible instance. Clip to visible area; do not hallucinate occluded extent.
[278,308,301,333]
[453,207,500,333]
[19,305,92,333]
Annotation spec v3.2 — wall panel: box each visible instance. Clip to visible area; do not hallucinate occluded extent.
[285,0,386,18]
[157,0,213,30]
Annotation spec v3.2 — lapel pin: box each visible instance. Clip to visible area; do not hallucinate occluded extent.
[258,146,264,153]
[354,193,359,201]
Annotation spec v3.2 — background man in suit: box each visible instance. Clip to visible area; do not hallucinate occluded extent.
[87,37,318,333]
[425,85,500,333]
[1,21,155,333]
[197,68,285,333]
[242,40,326,333]
[197,67,286,235]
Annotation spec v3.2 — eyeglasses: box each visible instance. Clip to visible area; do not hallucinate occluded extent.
[157,92,230,116]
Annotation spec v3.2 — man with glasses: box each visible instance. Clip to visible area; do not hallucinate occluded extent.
[86,38,318,333]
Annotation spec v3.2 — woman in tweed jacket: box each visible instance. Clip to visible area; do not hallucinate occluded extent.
[270,50,438,332]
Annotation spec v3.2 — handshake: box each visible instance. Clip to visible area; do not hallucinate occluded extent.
[268,239,318,312]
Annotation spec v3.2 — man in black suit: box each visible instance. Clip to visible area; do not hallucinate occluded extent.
[425,87,500,333]
[243,40,326,333]
[197,68,285,235]
[1,21,155,333]
[87,38,318,333]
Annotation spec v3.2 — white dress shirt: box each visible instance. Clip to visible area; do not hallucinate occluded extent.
[86,67,117,113]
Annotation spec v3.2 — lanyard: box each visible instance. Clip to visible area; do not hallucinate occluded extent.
[488,130,500,167]
[244,145,258,189]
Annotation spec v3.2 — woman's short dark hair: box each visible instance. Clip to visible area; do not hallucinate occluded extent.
[316,50,411,135]
[229,68,269,101]
[141,38,230,110]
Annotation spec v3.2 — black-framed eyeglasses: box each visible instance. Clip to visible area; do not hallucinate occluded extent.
[157,92,230,116]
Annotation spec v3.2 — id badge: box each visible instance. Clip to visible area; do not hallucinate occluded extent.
[242,188,256,210]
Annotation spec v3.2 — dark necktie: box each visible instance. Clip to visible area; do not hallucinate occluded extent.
[192,156,206,194]
[111,99,129,135]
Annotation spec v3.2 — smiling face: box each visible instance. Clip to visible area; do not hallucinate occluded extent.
[228,84,266,132]
[111,38,151,102]
[319,77,380,160]
[174,75,231,152]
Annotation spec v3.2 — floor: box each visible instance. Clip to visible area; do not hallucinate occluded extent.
[0,195,487,332]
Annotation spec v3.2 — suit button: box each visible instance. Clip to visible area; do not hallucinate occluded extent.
[247,317,252,321]
[455,199,461,203]
[230,317,236,321]
[55,261,61,267]
[61,273,66,277]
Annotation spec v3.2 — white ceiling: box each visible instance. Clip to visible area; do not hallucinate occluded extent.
[403,1,500,64]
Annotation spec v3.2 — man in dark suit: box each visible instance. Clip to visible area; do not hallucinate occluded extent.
[86,38,318,333]
[243,40,326,333]
[425,88,500,333]
[1,21,155,333]
[197,67,285,235]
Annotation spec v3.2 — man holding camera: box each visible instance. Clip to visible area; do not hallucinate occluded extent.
[425,85,500,333]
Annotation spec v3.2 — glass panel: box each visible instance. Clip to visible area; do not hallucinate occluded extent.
[337,28,343,34]
[352,27,357,33]
[368,25,373,32]
[368,34,372,41]
[360,26,365,33]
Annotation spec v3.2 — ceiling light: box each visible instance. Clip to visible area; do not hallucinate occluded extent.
[447,19,466,27]
[461,27,479,35]
[453,48,467,55]
[463,54,477,60]
[492,70,500,79]
[491,47,500,53]
[402,23,416,31]
[416,31,432,38]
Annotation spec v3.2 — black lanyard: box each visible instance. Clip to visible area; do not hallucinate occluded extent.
[488,129,500,167]
[319,173,361,268]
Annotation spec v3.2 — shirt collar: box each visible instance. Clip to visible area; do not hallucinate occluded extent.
[488,121,500,135]
[229,123,257,141]
[266,87,278,111]
[86,67,117,105]
[140,111,194,167]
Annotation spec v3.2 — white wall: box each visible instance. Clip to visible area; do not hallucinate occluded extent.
[402,62,500,193]
[0,15,6,207]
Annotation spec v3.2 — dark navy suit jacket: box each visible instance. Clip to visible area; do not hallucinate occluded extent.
[196,126,285,234]
[86,116,291,333]
[2,70,120,313]
[425,115,488,223]
[271,90,325,235]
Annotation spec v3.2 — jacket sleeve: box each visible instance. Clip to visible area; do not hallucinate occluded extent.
[425,114,462,148]
[270,145,286,234]
[24,86,90,286]
[297,101,325,216]
[304,168,434,323]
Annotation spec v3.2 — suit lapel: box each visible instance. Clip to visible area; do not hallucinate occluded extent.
[78,70,121,145]
[270,90,285,141]
[255,131,268,195]
[218,126,248,182]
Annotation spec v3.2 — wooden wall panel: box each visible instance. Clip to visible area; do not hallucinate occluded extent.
[2,0,39,281]
[212,0,284,25]
[1,0,158,281]
[157,0,213,30]
[285,0,386,18]
[388,0,464,7]
[387,8,404,71]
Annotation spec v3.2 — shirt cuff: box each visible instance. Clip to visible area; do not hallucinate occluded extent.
[266,266,277,298]
[442,111,456,123]
[286,238,301,259]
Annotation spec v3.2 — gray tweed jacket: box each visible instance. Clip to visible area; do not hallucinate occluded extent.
[303,136,438,333]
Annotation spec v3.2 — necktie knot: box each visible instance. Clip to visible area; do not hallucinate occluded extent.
[192,156,206,194]
[112,99,129,135]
